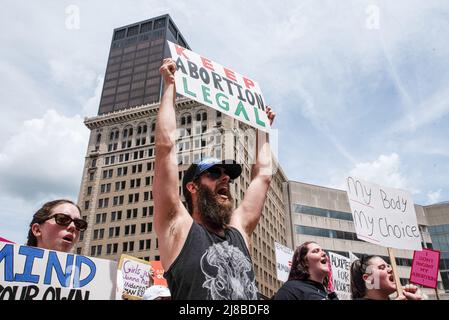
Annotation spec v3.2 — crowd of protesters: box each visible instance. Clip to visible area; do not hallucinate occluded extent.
[6,59,424,301]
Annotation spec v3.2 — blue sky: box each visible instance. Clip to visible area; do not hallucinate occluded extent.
[1,0,449,243]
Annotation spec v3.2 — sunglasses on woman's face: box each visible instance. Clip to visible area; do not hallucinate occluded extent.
[43,213,88,231]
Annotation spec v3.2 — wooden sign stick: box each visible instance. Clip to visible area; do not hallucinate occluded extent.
[387,247,403,297]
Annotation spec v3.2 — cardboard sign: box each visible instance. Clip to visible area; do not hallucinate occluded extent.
[0,243,117,300]
[150,260,167,286]
[345,176,422,250]
[118,254,152,300]
[167,41,271,132]
[328,252,351,300]
[410,248,440,288]
[274,242,293,282]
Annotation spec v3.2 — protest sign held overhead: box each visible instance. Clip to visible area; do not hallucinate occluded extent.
[0,243,117,300]
[167,41,271,132]
[328,252,351,300]
[345,176,422,250]
[410,248,440,288]
[274,242,293,282]
[118,254,153,300]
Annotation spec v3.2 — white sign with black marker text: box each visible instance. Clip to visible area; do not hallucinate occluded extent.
[328,252,351,300]
[274,242,294,283]
[345,176,421,250]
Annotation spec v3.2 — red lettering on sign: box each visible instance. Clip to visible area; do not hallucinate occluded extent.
[201,57,214,71]
[243,77,255,89]
[223,67,237,82]
[175,45,189,59]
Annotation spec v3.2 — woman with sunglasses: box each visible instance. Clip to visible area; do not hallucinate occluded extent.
[273,241,338,300]
[350,255,423,300]
[27,199,88,253]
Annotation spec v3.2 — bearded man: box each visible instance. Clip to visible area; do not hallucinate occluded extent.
[154,58,275,300]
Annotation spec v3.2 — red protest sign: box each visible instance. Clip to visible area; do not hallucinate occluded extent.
[409,248,440,288]
[150,260,168,287]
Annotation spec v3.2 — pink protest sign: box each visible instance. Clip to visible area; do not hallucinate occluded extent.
[409,248,440,288]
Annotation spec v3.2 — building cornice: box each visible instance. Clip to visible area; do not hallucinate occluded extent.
[84,98,199,129]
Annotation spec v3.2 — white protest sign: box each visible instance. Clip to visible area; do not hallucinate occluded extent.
[328,252,351,300]
[349,251,359,263]
[0,243,117,300]
[345,176,422,250]
[274,242,294,282]
[167,41,271,132]
[118,254,152,300]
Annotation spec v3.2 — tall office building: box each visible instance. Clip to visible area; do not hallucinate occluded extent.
[98,14,189,115]
[285,180,448,299]
[76,15,289,299]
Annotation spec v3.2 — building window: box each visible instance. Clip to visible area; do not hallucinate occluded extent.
[154,17,166,29]
[140,21,152,33]
[114,29,126,40]
[294,204,353,221]
[295,225,361,242]
[127,25,139,37]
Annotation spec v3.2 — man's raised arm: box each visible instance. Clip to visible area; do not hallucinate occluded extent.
[231,107,276,245]
[153,59,192,269]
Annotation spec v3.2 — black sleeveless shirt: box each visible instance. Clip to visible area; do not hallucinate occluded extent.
[164,222,258,300]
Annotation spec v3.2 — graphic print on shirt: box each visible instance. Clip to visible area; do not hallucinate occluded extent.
[200,241,258,300]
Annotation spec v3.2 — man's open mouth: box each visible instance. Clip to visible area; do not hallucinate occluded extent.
[217,187,229,200]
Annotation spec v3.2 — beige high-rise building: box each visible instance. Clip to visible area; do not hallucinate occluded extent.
[75,98,289,299]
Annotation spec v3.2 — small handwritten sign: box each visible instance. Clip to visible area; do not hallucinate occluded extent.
[150,260,167,286]
[345,176,422,250]
[410,248,440,288]
[274,242,293,282]
[118,254,152,300]
[328,252,351,300]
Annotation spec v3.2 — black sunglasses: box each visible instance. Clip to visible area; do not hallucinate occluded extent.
[43,213,88,231]
[200,167,233,181]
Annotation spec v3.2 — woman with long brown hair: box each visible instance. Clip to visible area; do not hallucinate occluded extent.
[273,241,338,300]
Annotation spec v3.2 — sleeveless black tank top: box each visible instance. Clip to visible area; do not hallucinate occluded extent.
[164,222,258,300]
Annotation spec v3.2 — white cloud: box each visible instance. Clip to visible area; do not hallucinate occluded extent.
[348,153,409,189]
[49,58,97,92]
[82,75,104,117]
[0,110,89,201]
[390,84,449,133]
[427,189,442,205]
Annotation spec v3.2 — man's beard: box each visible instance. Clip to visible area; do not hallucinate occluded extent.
[197,183,233,230]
